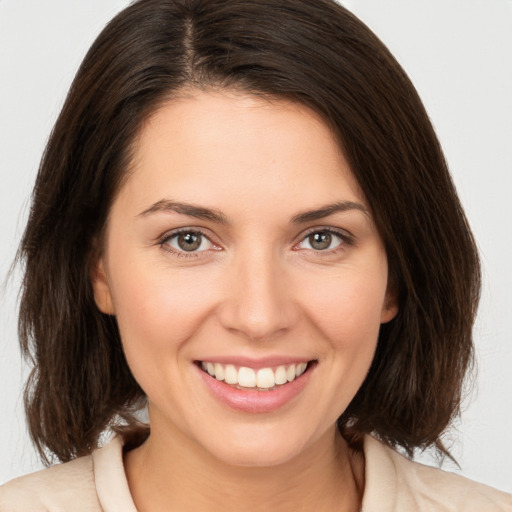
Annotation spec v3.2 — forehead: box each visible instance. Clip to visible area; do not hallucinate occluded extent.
[120,89,366,216]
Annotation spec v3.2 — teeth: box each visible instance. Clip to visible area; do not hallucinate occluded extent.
[275,365,287,385]
[200,361,311,389]
[224,364,237,384]
[256,368,275,389]
[296,362,307,377]
[238,367,256,387]
[214,363,224,381]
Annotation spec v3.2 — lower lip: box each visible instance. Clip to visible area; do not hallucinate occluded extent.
[195,363,314,414]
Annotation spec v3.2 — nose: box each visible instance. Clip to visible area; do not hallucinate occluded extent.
[217,247,299,341]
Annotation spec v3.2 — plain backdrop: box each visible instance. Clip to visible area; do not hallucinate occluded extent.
[1,0,511,492]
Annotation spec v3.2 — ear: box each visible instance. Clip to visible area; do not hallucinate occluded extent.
[381,286,398,324]
[91,256,115,315]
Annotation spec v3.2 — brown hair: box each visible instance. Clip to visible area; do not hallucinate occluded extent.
[18,0,480,464]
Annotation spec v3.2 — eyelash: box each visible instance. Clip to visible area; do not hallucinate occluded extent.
[295,227,354,255]
[158,228,218,258]
[157,226,354,258]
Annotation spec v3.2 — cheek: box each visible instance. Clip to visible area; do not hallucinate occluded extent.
[304,273,386,410]
[300,263,388,346]
[107,259,218,382]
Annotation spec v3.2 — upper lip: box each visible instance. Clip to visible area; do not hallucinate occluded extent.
[194,356,316,370]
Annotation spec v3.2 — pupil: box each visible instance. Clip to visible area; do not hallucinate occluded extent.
[178,232,201,251]
[310,232,331,250]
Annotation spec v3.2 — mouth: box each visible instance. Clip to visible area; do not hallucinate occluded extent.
[196,360,317,391]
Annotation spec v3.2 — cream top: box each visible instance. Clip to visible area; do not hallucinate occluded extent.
[1,434,510,511]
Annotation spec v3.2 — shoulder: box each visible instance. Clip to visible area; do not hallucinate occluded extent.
[362,435,512,512]
[0,455,100,511]
[0,435,137,512]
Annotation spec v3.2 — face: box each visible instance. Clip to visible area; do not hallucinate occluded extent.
[93,90,397,467]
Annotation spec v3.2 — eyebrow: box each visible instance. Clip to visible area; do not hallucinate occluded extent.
[290,200,369,224]
[138,199,368,224]
[138,199,230,224]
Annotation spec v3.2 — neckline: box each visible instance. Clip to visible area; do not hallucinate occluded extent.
[91,432,396,512]
[92,435,138,512]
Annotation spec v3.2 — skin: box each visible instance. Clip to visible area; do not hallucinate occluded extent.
[92,89,397,511]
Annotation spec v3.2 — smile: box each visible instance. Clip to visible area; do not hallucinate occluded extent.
[198,361,311,390]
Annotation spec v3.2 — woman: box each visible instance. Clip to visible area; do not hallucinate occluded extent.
[0,0,510,510]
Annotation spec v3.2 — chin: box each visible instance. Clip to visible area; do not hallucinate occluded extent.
[195,424,323,468]
[209,442,306,468]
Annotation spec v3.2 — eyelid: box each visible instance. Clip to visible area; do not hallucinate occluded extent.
[293,226,354,252]
[155,225,354,258]
[157,227,222,257]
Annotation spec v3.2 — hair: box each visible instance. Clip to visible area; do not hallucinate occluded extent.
[18,0,480,464]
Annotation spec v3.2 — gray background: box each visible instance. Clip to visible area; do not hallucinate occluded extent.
[1,0,511,492]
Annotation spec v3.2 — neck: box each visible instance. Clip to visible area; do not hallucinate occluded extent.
[125,417,364,512]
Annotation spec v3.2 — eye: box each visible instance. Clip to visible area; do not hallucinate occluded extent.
[163,230,214,253]
[297,229,347,251]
